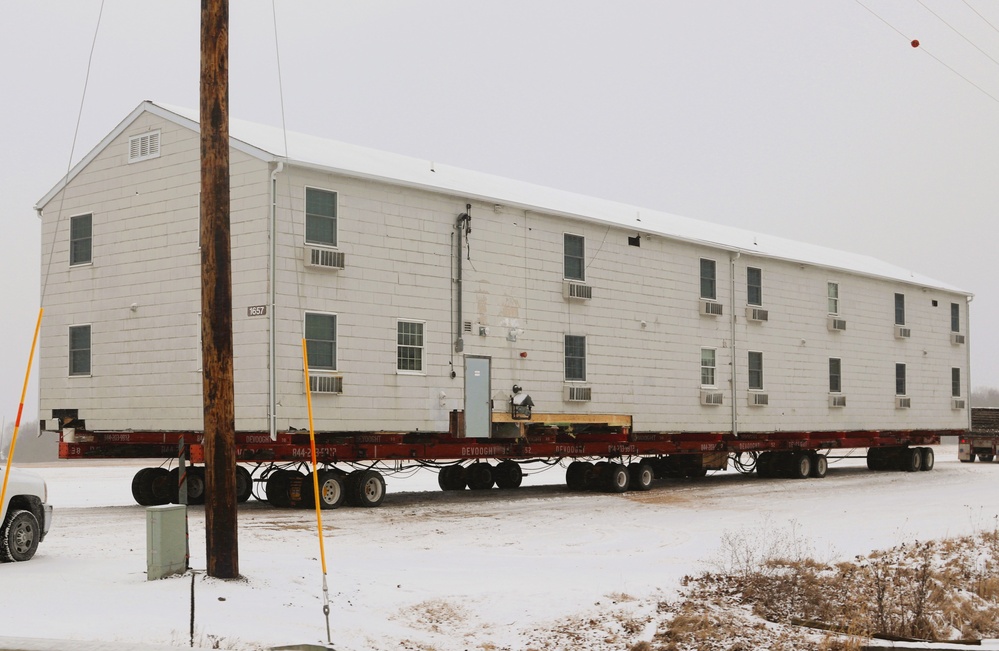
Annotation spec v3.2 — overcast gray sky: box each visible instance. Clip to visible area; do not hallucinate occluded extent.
[2,1,997,425]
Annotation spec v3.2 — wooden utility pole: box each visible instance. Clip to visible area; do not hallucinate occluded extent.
[200,0,238,579]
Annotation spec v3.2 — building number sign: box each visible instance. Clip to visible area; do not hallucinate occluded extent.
[247,305,267,317]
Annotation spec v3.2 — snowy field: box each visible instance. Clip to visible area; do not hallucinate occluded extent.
[2,439,999,650]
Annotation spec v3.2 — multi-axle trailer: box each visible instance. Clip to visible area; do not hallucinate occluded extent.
[55,411,955,509]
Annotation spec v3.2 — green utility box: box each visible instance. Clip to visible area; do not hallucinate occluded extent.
[146,504,187,580]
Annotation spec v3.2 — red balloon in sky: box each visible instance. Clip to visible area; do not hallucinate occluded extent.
[911,39,920,48]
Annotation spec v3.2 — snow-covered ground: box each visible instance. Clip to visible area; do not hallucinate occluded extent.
[2,440,998,650]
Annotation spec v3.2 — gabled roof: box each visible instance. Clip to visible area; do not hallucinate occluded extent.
[37,100,970,295]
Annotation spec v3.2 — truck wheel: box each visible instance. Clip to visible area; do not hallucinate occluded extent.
[305,470,344,509]
[980,453,995,463]
[919,447,935,471]
[466,463,494,490]
[131,468,156,506]
[235,466,253,502]
[186,467,207,505]
[899,447,922,472]
[756,452,774,478]
[606,463,630,493]
[565,461,592,491]
[1,510,40,562]
[438,465,467,491]
[810,454,828,479]
[791,452,812,479]
[266,469,294,508]
[867,449,887,471]
[628,462,654,491]
[494,461,523,489]
[347,470,385,508]
[146,468,173,505]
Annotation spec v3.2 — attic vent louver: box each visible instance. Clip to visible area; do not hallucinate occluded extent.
[128,131,161,163]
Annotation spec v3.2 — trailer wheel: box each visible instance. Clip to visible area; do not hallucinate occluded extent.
[810,454,828,479]
[235,465,253,503]
[756,452,774,478]
[606,463,630,493]
[919,447,935,472]
[1,510,40,562]
[980,453,995,463]
[494,461,523,489]
[565,461,592,491]
[187,467,206,504]
[438,465,467,491]
[131,468,156,506]
[899,447,922,472]
[347,470,385,508]
[306,470,344,509]
[266,469,295,508]
[867,449,887,471]
[628,462,654,491]
[791,452,812,479]
[466,463,494,490]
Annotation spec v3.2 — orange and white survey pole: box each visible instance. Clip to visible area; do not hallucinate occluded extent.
[1,308,43,517]
[302,339,332,645]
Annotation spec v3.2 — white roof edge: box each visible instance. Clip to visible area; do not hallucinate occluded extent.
[35,101,971,297]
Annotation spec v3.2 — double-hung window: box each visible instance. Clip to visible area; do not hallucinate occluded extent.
[829,358,842,393]
[895,363,907,396]
[827,282,839,315]
[952,368,961,398]
[747,268,762,306]
[397,320,425,373]
[700,348,716,387]
[305,187,338,247]
[747,351,764,390]
[894,293,905,326]
[70,214,93,266]
[69,324,92,376]
[564,234,585,281]
[564,335,586,382]
[700,259,716,300]
[951,303,960,333]
[305,312,337,371]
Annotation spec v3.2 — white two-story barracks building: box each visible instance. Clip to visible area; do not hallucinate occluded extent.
[36,101,972,439]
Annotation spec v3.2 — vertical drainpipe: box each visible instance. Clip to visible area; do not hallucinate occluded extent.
[966,295,973,433]
[730,251,740,437]
[269,161,283,441]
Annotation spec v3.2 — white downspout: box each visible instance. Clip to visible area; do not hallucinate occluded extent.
[966,295,973,433]
[269,161,283,440]
[730,251,740,437]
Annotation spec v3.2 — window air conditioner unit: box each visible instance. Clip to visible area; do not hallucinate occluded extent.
[827,316,847,332]
[309,375,343,394]
[701,300,723,316]
[563,385,591,402]
[304,247,345,270]
[562,281,592,301]
[748,392,769,406]
[951,333,966,345]
[895,396,911,409]
[829,395,847,408]
[895,325,911,339]
[746,307,769,322]
[952,398,966,410]
[700,390,724,406]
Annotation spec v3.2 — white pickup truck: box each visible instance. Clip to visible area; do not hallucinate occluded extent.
[1,464,53,562]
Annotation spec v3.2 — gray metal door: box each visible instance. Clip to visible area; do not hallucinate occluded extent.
[464,355,491,438]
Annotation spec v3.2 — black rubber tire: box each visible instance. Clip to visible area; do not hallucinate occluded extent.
[347,469,385,508]
[131,468,156,506]
[606,463,630,493]
[235,465,253,503]
[899,447,922,472]
[867,449,887,471]
[756,452,774,478]
[145,468,173,505]
[628,462,654,491]
[565,461,592,491]
[312,470,345,509]
[186,466,206,505]
[810,454,828,479]
[791,452,812,479]
[920,447,935,472]
[980,453,995,463]
[265,469,294,508]
[494,460,523,489]
[438,465,467,491]
[1,510,40,562]
[466,462,494,490]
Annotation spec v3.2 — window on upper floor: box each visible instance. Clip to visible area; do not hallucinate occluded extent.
[69,324,91,376]
[700,259,716,300]
[951,303,960,333]
[894,293,905,326]
[828,282,839,315]
[564,334,586,382]
[70,214,93,266]
[397,320,425,373]
[564,234,585,281]
[895,363,906,396]
[305,312,337,371]
[952,368,961,398]
[305,187,338,247]
[700,348,716,387]
[748,351,764,390]
[829,358,842,393]
[747,267,762,306]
